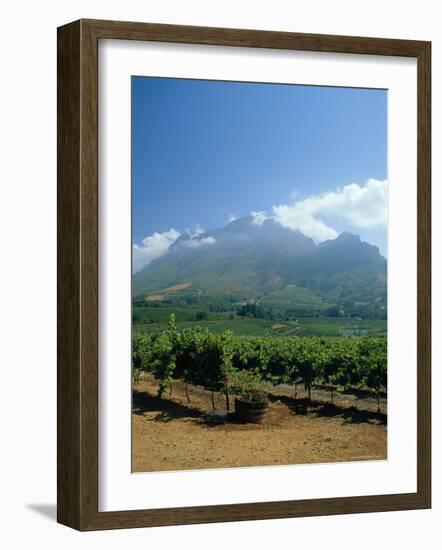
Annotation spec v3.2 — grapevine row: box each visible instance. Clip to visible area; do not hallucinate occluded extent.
[132,315,387,410]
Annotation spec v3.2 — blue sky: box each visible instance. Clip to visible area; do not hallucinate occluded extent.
[132,77,387,271]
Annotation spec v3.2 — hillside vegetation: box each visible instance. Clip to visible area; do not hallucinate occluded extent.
[133,217,387,322]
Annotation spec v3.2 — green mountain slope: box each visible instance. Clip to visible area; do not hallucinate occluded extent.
[132,217,387,312]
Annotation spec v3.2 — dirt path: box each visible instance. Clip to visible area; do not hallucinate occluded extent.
[132,377,387,472]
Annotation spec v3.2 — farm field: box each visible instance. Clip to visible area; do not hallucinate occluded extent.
[133,307,387,338]
[132,376,387,472]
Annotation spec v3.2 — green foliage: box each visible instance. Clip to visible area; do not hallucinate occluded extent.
[133,315,387,404]
[237,302,266,319]
[228,369,269,403]
[195,311,208,321]
[358,337,387,411]
[133,312,387,339]
[132,332,155,372]
[156,314,178,398]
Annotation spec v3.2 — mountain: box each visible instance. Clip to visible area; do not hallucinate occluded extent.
[132,217,387,312]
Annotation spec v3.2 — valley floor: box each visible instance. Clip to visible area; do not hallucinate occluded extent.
[132,377,387,473]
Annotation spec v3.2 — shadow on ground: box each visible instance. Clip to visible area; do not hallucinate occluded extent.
[268,394,387,426]
[133,386,386,427]
[313,383,387,400]
[133,388,202,422]
[25,504,57,522]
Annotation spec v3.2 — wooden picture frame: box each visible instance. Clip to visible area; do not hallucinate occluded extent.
[57,19,431,531]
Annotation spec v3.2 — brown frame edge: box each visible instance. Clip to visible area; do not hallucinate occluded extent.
[57,18,431,531]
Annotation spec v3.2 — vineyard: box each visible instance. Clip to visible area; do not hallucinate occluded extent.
[133,314,387,412]
[132,305,387,338]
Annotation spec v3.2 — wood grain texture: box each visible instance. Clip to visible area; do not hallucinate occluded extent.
[416,42,431,506]
[57,20,81,529]
[84,18,427,56]
[57,19,431,531]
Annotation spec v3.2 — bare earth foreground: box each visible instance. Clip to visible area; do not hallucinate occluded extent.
[132,376,387,472]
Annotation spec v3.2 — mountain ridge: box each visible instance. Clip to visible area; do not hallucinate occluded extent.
[133,216,386,312]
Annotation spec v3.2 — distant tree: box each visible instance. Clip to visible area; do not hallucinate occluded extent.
[325,305,340,318]
[132,312,141,324]
[237,302,265,319]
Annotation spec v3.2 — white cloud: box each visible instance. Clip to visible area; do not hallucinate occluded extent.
[132,228,180,273]
[250,210,267,225]
[181,236,216,248]
[193,224,205,236]
[228,214,237,223]
[273,202,338,241]
[272,178,387,242]
[185,224,206,238]
[132,179,387,273]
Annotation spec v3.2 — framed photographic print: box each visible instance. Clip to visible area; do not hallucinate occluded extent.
[57,19,431,530]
